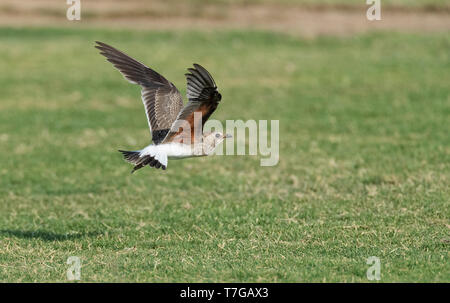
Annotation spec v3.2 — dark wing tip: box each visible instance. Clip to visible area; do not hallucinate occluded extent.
[192,63,206,71]
[94,41,110,51]
[94,41,124,57]
[188,63,217,88]
[194,64,216,84]
[185,63,219,101]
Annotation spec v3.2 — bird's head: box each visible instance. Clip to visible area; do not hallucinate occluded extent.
[202,131,232,155]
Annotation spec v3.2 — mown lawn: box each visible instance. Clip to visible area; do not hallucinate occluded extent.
[0,27,448,282]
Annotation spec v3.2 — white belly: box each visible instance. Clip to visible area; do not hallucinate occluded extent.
[137,143,205,169]
[141,143,202,159]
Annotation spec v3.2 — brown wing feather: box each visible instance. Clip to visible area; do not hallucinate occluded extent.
[95,41,184,144]
[163,64,221,144]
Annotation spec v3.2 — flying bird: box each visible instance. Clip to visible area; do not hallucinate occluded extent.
[95,41,231,172]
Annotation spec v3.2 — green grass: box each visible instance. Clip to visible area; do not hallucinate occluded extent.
[0,27,449,282]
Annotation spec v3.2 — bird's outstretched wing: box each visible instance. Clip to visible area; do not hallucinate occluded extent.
[95,41,184,145]
[162,64,221,144]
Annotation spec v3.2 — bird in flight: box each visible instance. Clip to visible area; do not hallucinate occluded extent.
[95,41,231,172]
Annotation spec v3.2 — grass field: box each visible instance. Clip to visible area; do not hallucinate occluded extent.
[0,27,449,282]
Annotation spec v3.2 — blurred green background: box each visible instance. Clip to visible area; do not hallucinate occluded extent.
[0,0,448,282]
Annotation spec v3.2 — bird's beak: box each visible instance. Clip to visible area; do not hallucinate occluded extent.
[223,134,232,139]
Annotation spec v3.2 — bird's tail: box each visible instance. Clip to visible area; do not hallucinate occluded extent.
[119,150,141,164]
[118,150,167,173]
[119,150,145,173]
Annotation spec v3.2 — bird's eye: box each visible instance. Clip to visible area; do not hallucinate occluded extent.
[215,133,221,138]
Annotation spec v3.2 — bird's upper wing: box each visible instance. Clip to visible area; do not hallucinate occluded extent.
[95,41,184,145]
[162,64,221,144]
